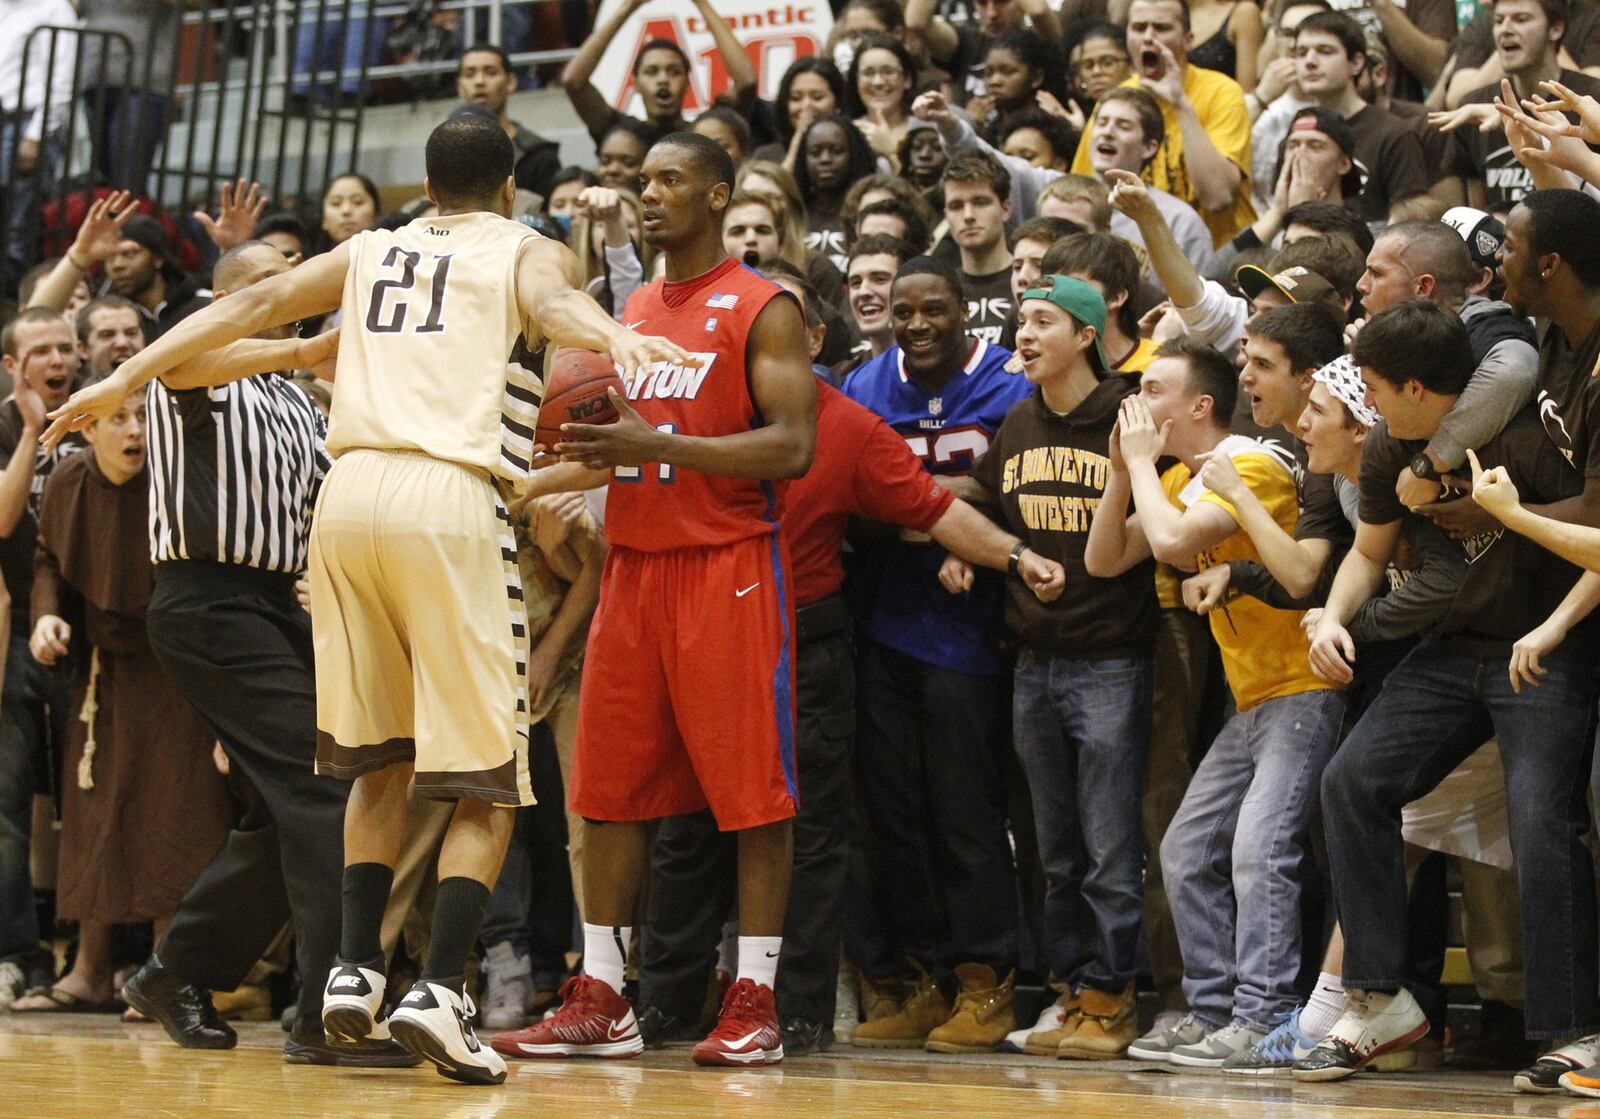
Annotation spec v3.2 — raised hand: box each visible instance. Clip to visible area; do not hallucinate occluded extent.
[1035,90,1085,130]
[194,178,268,251]
[912,89,952,124]
[1426,102,1499,134]
[1466,447,1522,522]
[69,189,140,268]
[1105,168,1158,222]
[1534,77,1600,143]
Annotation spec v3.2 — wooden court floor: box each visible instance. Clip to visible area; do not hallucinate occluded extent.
[4,1016,1597,1119]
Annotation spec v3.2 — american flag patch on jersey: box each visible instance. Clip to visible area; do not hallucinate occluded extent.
[705,293,739,309]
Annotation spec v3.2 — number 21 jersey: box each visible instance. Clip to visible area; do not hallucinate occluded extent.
[606,257,788,552]
[329,212,542,486]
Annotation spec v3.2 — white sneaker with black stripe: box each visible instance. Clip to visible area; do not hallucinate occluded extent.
[389,981,507,1085]
[322,963,391,1044]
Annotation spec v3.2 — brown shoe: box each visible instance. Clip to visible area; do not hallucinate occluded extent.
[925,964,1015,1054]
[852,966,950,1049]
[1021,989,1083,1056]
[1057,984,1136,1060]
[859,974,904,1024]
[211,983,273,1022]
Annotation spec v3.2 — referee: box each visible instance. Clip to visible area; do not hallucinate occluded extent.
[85,241,413,1067]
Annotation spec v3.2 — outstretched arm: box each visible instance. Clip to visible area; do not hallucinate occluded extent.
[43,243,352,446]
[693,0,756,107]
[562,0,648,138]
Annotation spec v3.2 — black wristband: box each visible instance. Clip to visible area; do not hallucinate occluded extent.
[1008,541,1028,576]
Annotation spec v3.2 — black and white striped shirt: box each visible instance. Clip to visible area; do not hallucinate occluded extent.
[146,373,330,571]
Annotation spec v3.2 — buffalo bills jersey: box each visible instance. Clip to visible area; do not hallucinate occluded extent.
[842,338,1030,676]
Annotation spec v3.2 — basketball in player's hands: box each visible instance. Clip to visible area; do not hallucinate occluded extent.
[537,349,625,450]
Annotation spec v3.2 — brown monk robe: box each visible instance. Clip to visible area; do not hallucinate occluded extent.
[30,405,231,939]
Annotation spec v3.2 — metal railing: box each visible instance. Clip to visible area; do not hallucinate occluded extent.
[2,0,580,290]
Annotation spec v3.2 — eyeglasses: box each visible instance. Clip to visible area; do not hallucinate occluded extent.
[859,66,904,81]
[1073,54,1130,75]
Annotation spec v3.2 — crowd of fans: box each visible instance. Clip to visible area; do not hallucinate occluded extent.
[14,0,1600,1099]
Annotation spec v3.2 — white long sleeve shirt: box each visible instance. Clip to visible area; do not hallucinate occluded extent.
[0,0,81,142]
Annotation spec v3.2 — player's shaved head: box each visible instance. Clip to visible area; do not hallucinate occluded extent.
[213,240,292,297]
[425,114,514,207]
[654,131,737,194]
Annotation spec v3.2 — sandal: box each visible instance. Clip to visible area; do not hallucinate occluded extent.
[8,985,120,1013]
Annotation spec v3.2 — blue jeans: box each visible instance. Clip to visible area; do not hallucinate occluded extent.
[1322,636,1599,1040]
[1,120,63,291]
[81,87,170,193]
[1161,687,1344,1031]
[291,17,381,99]
[1012,650,1150,991]
[0,633,69,960]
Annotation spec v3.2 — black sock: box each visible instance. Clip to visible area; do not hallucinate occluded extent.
[339,862,394,968]
[422,877,491,996]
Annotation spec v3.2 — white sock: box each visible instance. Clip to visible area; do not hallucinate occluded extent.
[582,923,631,995]
[1300,972,1348,1039]
[737,936,781,989]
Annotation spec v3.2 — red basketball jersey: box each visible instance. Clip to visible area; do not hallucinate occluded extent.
[606,257,789,552]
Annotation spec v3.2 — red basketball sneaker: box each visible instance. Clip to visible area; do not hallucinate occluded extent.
[692,978,784,1067]
[489,975,643,1059]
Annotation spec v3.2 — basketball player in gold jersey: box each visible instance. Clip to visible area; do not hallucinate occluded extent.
[45,115,694,1084]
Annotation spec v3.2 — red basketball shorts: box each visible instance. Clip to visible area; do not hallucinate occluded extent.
[571,534,798,830]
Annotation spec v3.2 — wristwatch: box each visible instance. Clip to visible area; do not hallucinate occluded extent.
[1007,541,1030,576]
[1409,452,1440,482]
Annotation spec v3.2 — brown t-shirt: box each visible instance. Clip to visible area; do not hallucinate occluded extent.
[1346,104,1432,222]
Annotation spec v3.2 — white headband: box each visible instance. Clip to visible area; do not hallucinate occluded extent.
[1313,354,1379,429]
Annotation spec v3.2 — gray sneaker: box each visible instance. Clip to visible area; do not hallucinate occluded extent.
[1126,1012,1209,1062]
[1170,1021,1268,1068]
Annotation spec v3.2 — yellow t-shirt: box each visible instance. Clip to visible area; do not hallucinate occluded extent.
[1116,337,1160,375]
[1162,437,1334,711]
[1072,67,1257,248]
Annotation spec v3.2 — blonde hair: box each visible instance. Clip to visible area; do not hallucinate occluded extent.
[1040,174,1113,232]
[725,189,808,272]
[736,160,809,261]
[570,187,653,292]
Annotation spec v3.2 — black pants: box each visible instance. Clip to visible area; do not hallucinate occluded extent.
[146,561,347,1019]
[639,626,857,1025]
[849,638,1016,974]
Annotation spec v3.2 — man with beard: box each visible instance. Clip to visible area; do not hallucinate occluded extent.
[103,216,209,341]
[74,295,144,384]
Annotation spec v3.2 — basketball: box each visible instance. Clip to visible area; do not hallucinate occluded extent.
[536,349,625,450]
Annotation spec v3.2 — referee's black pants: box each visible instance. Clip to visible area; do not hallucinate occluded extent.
[639,615,856,1027]
[146,560,348,1021]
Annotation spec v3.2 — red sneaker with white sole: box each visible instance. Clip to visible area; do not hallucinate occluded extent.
[489,975,643,1059]
[692,978,784,1067]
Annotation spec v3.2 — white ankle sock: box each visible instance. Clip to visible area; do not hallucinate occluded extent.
[737,936,781,990]
[582,923,631,995]
[1300,971,1348,1039]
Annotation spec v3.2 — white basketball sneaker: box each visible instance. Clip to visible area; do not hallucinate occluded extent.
[389,981,508,1085]
[322,962,391,1044]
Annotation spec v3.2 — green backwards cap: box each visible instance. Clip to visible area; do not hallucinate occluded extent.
[1020,274,1110,374]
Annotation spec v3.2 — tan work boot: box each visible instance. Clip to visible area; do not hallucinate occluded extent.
[1057,984,1137,1060]
[852,966,950,1048]
[859,973,904,1024]
[925,964,1015,1053]
[1021,989,1083,1056]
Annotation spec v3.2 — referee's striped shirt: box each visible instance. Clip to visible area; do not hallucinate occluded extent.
[146,373,330,571]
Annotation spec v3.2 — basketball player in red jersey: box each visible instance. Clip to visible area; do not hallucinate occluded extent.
[497,132,816,1067]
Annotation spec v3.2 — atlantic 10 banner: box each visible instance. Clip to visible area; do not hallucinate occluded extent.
[588,0,836,117]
